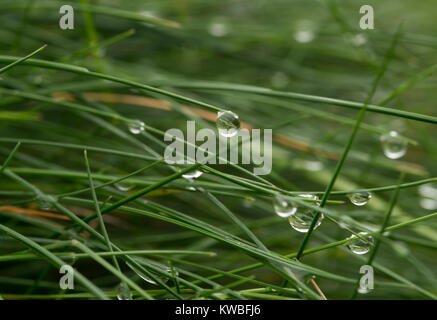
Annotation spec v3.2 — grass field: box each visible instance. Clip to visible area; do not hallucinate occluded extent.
[1,0,437,300]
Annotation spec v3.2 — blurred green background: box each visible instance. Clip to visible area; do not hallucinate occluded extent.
[0,0,437,300]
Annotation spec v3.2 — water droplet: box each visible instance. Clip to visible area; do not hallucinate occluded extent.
[420,198,437,210]
[346,33,367,46]
[382,231,391,237]
[273,195,297,218]
[37,195,56,211]
[299,194,319,200]
[38,199,52,211]
[141,11,159,28]
[418,184,437,198]
[141,10,157,18]
[116,282,132,300]
[114,181,134,192]
[33,75,44,85]
[182,170,203,180]
[288,194,323,233]
[288,211,324,233]
[302,160,323,172]
[208,21,229,37]
[347,191,372,206]
[128,120,145,134]
[418,184,437,210]
[380,131,407,159]
[126,260,173,285]
[294,30,314,43]
[346,232,374,255]
[294,20,315,43]
[187,185,197,191]
[271,72,289,89]
[216,110,240,138]
[243,198,254,208]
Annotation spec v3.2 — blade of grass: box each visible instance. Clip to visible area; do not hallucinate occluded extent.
[0,250,216,262]
[84,149,120,270]
[0,44,46,74]
[0,141,21,175]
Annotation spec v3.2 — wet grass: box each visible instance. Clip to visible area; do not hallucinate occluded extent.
[0,0,437,300]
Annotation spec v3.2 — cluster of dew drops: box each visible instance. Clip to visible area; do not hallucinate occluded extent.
[113,111,241,299]
[123,113,408,256]
[69,111,406,298]
[273,129,408,256]
[124,112,240,186]
[30,111,409,299]
[273,191,374,255]
[35,110,240,215]
[40,114,407,241]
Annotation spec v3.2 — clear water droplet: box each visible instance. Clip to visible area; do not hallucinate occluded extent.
[288,211,324,233]
[114,181,134,192]
[33,75,44,85]
[420,198,437,210]
[182,170,203,180]
[208,21,229,37]
[187,185,197,191]
[346,232,374,255]
[271,72,289,89]
[299,194,319,200]
[126,260,173,285]
[294,20,315,43]
[294,30,314,43]
[116,282,132,300]
[288,194,323,233]
[347,191,372,206]
[37,195,56,211]
[38,199,52,211]
[418,184,437,198]
[302,160,323,171]
[128,120,145,134]
[380,131,407,159]
[141,11,159,28]
[243,198,254,208]
[418,184,437,210]
[216,110,240,138]
[141,10,157,18]
[273,195,297,218]
[347,33,367,46]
